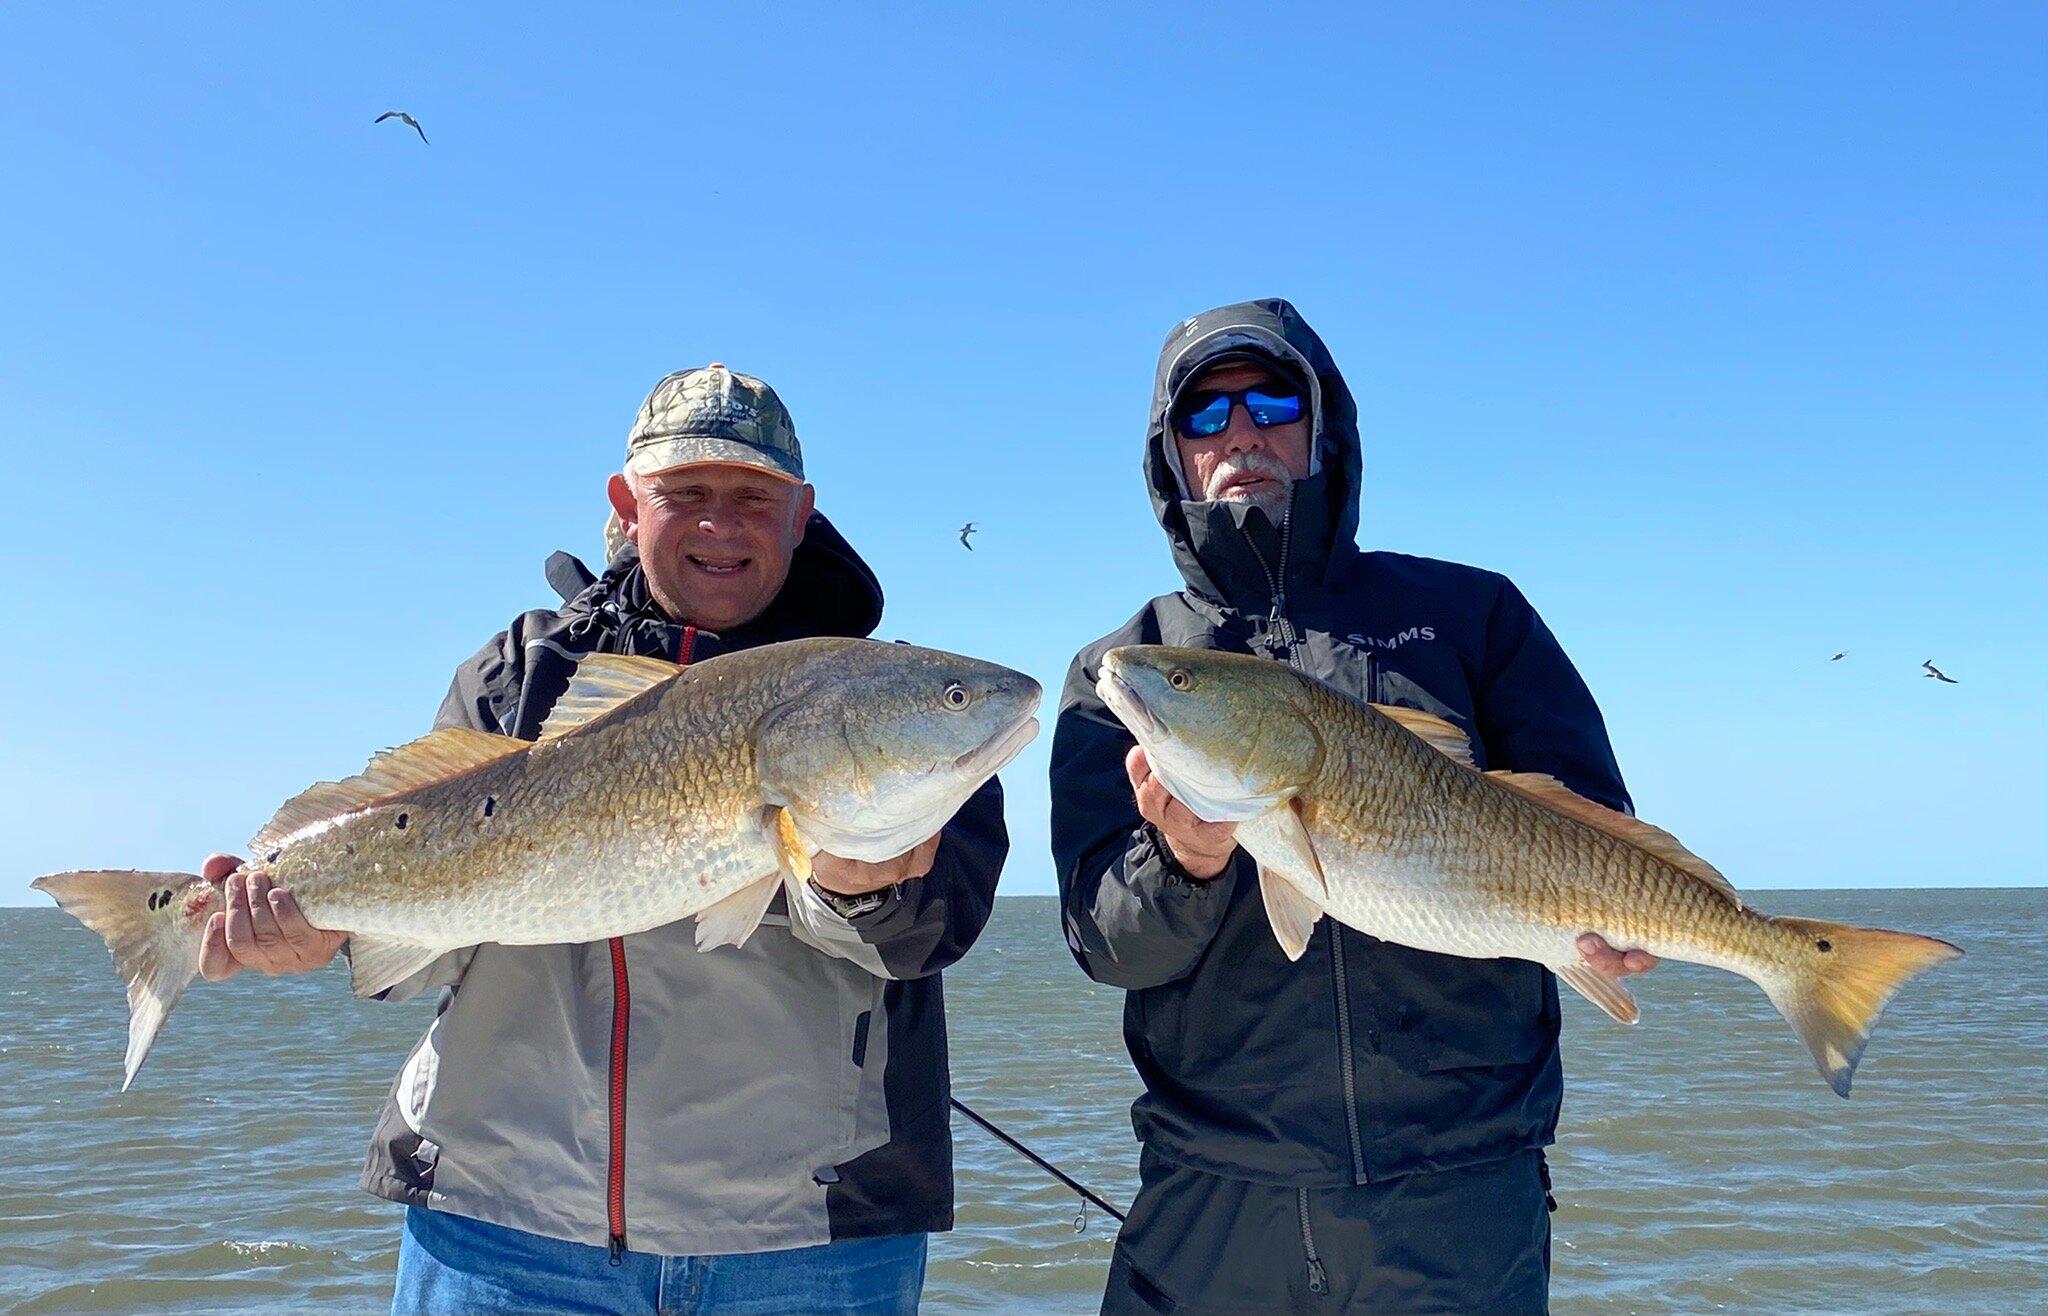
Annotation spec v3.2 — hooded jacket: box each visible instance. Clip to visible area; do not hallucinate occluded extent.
[360,514,1009,1255]
[1051,299,1629,1187]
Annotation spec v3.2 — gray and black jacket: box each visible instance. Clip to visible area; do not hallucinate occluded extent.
[361,516,1008,1257]
[1052,299,1630,1190]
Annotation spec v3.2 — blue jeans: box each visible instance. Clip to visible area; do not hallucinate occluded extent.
[392,1206,928,1315]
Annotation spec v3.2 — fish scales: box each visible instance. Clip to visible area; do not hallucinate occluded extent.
[1303,676,1772,972]
[271,658,780,948]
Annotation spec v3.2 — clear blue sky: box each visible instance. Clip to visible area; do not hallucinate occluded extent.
[2,4,2042,904]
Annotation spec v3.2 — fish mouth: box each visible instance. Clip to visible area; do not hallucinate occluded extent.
[955,715,1040,777]
[1096,670,1161,739]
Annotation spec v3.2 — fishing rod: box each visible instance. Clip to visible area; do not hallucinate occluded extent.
[950,1096,1127,1229]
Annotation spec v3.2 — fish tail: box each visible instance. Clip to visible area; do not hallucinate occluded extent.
[31,870,214,1090]
[1763,915,1962,1098]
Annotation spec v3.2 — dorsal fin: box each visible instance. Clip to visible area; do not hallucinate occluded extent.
[1487,770,1742,908]
[537,654,687,741]
[251,728,527,854]
[1370,704,1476,767]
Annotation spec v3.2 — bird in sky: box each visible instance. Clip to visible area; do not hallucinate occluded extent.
[1831,652,1847,661]
[1922,660,1959,684]
[959,523,977,551]
[375,111,429,145]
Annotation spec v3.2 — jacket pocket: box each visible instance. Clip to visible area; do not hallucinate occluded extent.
[1423,1019,1548,1072]
[1107,1243,1179,1314]
[1376,950,1551,1072]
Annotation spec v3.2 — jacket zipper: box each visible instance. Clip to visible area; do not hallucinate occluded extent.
[1240,501,1300,657]
[1297,1187,1329,1296]
[1328,653,1380,1185]
[1328,927,1369,1185]
[604,938,631,1264]
[1247,495,1371,1186]
[605,623,697,1264]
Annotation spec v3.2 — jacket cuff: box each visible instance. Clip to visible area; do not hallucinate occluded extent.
[1143,823,1233,891]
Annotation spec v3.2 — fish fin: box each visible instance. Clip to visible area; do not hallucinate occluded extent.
[251,728,527,854]
[1234,800,1327,898]
[1258,865,1325,961]
[1762,916,1962,1097]
[538,654,687,741]
[771,806,814,884]
[1369,705,1476,767]
[32,870,212,1090]
[1554,960,1641,1025]
[1486,771,1742,909]
[346,934,448,1000]
[694,871,783,951]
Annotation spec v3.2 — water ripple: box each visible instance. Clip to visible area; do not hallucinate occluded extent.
[2,890,2041,1312]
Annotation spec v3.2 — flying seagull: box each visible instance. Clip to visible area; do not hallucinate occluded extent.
[375,111,429,145]
[959,522,977,551]
[1830,652,1847,661]
[1922,660,1958,684]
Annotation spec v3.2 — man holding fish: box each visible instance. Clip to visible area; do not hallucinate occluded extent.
[1054,299,1955,1314]
[45,365,1023,1313]
[1049,299,1658,1314]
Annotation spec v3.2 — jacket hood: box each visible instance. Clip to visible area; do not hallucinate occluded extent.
[556,509,885,649]
[1144,298,1363,612]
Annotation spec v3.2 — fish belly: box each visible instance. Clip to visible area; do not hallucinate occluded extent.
[285,805,778,949]
[1309,829,1584,969]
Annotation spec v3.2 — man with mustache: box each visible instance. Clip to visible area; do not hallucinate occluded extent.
[1051,299,1654,1313]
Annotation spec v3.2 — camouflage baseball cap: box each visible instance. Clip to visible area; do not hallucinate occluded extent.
[624,363,804,482]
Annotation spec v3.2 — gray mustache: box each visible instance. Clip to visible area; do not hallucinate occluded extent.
[1204,450,1293,499]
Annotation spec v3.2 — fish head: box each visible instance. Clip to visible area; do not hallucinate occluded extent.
[1098,645,1323,822]
[758,640,1042,861]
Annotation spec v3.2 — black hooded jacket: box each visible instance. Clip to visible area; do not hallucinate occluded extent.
[1051,299,1630,1187]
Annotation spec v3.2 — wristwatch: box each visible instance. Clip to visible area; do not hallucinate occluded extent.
[808,879,889,919]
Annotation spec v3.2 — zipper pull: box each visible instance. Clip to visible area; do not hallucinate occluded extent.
[1265,603,1297,655]
[1307,1255,1329,1295]
[608,1233,626,1267]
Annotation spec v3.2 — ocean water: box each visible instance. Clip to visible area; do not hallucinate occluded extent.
[2,889,2042,1313]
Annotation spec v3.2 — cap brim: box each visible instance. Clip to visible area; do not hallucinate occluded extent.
[627,435,804,481]
[1178,349,1309,394]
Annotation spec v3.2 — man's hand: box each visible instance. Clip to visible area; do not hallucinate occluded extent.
[1577,933,1658,981]
[811,834,943,898]
[1127,745,1238,880]
[197,853,348,981]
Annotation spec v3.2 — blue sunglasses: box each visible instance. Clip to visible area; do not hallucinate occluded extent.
[1173,386,1305,440]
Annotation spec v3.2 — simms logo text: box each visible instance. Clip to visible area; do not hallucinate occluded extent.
[1347,627,1436,651]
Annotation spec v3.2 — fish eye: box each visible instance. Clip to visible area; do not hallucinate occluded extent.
[943,682,972,710]
[1168,669,1193,691]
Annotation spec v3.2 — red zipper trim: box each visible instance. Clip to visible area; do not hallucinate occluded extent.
[604,624,696,1263]
[604,938,630,1261]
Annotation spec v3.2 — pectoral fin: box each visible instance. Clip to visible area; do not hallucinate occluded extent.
[694,871,782,951]
[348,934,449,1000]
[1258,866,1326,961]
[770,806,814,884]
[1554,961,1640,1025]
[1233,800,1327,898]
